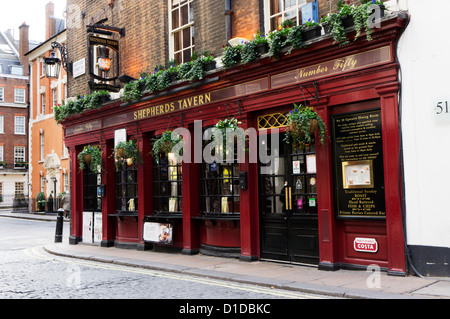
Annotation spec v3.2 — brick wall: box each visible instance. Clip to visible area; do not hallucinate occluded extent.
[66,0,368,98]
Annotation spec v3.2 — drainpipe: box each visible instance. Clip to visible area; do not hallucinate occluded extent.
[225,0,232,43]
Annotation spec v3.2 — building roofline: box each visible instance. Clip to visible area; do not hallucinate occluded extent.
[24,28,66,57]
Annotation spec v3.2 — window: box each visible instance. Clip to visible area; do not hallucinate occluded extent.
[14,146,25,167]
[0,87,4,102]
[41,93,46,115]
[40,132,45,161]
[15,182,25,198]
[200,128,241,215]
[169,0,195,64]
[115,164,137,213]
[0,145,3,161]
[41,175,46,193]
[63,173,69,193]
[11,66,23,76]
[52,88,57,108]
[266,0,307,32]
[14,88,25,104]
[14,116,26,135]
[0,183,2,202]
[0,115,3,133]
[153,148,182,215]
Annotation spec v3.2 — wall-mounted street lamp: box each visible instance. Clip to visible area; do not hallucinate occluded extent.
[97,45,111,72]
[43,42,72,79]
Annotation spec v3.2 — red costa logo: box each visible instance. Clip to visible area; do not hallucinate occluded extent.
[353,237,378,253]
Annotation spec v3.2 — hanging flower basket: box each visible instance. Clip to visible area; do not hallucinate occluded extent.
[78,145,102,172]
[114,140,142,170]
[284,104,328,149]
[151,131,183,162]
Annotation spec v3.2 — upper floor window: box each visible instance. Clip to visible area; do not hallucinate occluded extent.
[14,146,25,167]
[14,116,26,135]
[169,0,195,64]
[52,88,57,108]
[14,88,25,104]
[41,93,46,115]
[266,0,307,32]
[0,87,3,102]
[0,145,3,162]
[11,66,23,76]
[0,115,4,134]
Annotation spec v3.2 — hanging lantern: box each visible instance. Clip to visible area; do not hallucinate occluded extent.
[97,45,111,72]
[43,51,61,78]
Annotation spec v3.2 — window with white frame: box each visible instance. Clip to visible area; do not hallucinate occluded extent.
[265,0,307,32]
[14,116,26,135]
[14,88,25,104]
[0,87,4,102]
[41,93,46,115]
[14,116,25,135]
[169,0,195,64]
[11,66,23,76]
[40,132,45,161]
[52,88,57,107]
[14,146,25,167]
[64,173,69,193]
[41,175,46,193]
[0,115,4,133]
[0,145,3,162]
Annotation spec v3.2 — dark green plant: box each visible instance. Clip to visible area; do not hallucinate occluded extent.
[0,161,6,167]
[78,145,102,171]
[221,44,243,68]
[36,192,46,211]
[211,118,247,157]
[55,90,110,123]
[151,131,183,162]
[327,12,349,45]
[268,28,290,59]
[241,40,259,64]
[114,140,143,170]
[122,77,146,102]
[285,24,305,54]
[284,104,328,148]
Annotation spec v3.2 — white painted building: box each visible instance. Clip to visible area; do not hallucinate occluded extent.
[393,0,450,276]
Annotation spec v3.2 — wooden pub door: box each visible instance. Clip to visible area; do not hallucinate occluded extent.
[259,132,319,265]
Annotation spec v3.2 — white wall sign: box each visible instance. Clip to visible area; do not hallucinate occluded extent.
[73,58,86,78]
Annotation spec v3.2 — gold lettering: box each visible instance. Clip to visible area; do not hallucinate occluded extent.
[205,93,211,103]
[151,106,155,116]
[134,111,138,120]
[183,99,187,108]
[193,96,198,106]
[170,102,175,111]
[199,95,204,105]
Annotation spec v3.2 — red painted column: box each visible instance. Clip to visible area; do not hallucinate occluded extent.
[182,124,200,255]
[100,138,116,247]
[239,116,260,261]
[69,146,83,245]
[376,83,406,275]
[311,97,340,270]
[137,132,152,250]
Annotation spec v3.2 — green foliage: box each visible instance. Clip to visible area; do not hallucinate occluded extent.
[54,90,110,123]
[211,118,247,157]
[151,131,183,162]
[78,145,102,172]
[114,140,143,170]
[267,28,290,59]
[285,25,305,54]
[221,44,243,68]
[284,104,328,148]
[241,41,259,64]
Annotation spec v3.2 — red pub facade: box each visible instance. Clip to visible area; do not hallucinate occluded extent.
[62,9,408,275]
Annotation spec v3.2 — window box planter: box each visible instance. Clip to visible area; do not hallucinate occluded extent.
[341,15,354,29]
[204,60,216,72]
[302,25,322,41]
[256,42,269,55]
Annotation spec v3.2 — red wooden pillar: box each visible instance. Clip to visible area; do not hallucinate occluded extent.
[182,124,200,255]
[239,116,260,261]
[69,146,83,245]
[137,132,152,250]
[100,138,116,247]
[311,97,340,270]
[376,83,406,275]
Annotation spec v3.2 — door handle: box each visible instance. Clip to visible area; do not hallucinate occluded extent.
[288,186,292,211]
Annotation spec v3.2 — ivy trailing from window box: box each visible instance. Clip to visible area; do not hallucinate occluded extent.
[221,44,243,68]
[78,145,102,172]
[54,90,111,123]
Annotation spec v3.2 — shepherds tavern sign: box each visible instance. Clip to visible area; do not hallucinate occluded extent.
[66,46,392,135]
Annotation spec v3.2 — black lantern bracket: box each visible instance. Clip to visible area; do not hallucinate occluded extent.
[51,41,72,74]
[299,81,319,101]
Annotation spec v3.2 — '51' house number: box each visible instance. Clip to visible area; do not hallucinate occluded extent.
[434,99,450,120]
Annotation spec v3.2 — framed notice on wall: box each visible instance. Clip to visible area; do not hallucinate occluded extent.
[332,110,386,219]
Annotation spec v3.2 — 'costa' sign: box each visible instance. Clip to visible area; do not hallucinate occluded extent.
[353,237,378,253]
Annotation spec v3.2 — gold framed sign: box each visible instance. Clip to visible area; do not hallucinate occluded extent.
[342,160,374,189]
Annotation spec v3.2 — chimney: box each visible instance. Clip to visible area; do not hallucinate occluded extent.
[19,22,29,76]
[45,1,56,40]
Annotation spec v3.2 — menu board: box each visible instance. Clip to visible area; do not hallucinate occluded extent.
[332,110,386,219]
